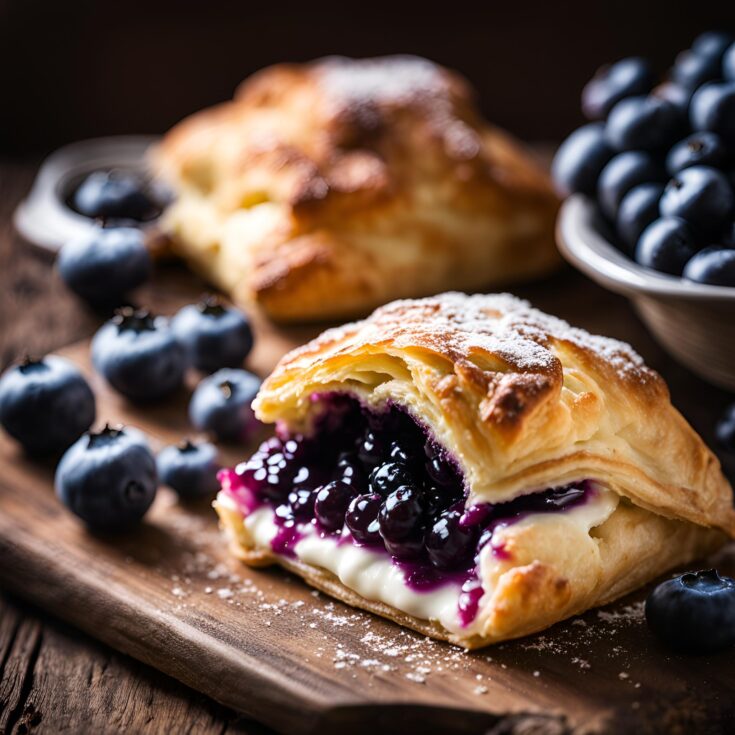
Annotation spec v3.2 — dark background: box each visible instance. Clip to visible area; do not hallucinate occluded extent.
[1,0,735,153]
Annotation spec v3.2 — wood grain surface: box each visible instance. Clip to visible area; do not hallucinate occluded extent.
[2,161,735,735]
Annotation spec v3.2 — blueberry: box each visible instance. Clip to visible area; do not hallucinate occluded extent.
[690,82,735,146]
[156,439,220,499]
[55,424,157,529]
[378,486,424,542]
[682,247,735,286]
[581,57,655,120]
[314,480,355,532]
[645,569,735,653]
[72,170,158,222]
[424,447,461,489]
[425,509,479,571]
[692,31,735,62]
[356,428,388,468]
[723,220,735,247]
[672,50,722,90]
[0,355,95,455]
[725,43,735,81]
[597,151,664,220]
[237,437,301,502]
[635,217,697,276]
[92,308,188,401]
[57,226,151,306]
[616,183,665,251]
[388,440,418,467]
[334,451,368,488]
[369,461,414,496]
[288,486,317,520]
[666,133,729,177]
[188,368,261,442]
[653,82,693,115]
[171,295,253,373]
[345,493,383,545]
[659,166,734,236]
[605,96,683,152]
[382,533,425,562]
[551,123,613,196]
[716,404,735,452]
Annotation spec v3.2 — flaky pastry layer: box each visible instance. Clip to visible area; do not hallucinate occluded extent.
[154,56,559,321]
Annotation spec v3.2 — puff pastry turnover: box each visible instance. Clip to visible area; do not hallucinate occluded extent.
[215,293,734,647]
[155,56,559,321]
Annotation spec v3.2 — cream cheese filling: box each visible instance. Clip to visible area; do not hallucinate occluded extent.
[217,484,620,635]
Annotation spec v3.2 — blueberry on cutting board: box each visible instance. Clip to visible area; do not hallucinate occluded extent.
[55,424,157,529]
[92,307,188,401]
[57,226,151,306]
[646,570,735,653]
[0,355,95,455]
[171,295,253,373]
[72,170,158,221]
[157,440,221,499]
[188,368,261,442]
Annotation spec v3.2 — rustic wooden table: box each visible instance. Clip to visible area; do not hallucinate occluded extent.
[1,159,733,735]
[0,162,272,734]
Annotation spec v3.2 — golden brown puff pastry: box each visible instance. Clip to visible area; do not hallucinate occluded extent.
[154,56,560,322]
[214,293,734,647]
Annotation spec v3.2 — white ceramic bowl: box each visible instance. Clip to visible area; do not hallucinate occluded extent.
[557,194,735,391]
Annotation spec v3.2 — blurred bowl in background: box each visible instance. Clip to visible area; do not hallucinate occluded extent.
[557,194,735,392]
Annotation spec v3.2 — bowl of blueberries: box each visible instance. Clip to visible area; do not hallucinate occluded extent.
[554,31,735,392]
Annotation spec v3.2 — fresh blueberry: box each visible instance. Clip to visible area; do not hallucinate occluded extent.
[581,57,655,120]
[682,247,735,286]
[369,461,414,497]
[690,82,735,146]
[692,31,735,62]
[645,569,735,653]
[188,368,261,442]
[378,486,424,542]
[72,170,158,222]
[156,439,220,499]
[551,123,613,196]
[725,43,735,81]
[653,82,693,115]
[171,295,254,373]
[0,355,95,455]
[55,424,157,529]
[345,493,383,545]
[716,404,735,452]
[92,308,188,401]
[425,509,479,571]
[659,166,734,237]
[672,49,722,90]
[57,226,152,306]
[635,217,697,276]
[666,132,729,175]
[314,480,355,533]
[597,151,664,220]
[605,96,683,152]
[616,182,665,251]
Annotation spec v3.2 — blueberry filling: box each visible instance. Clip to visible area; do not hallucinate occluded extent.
[219,395,596,625]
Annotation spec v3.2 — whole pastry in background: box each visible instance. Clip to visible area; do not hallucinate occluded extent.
[155,56,559,322]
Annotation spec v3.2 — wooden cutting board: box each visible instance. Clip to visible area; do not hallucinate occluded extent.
[0,271,734,735]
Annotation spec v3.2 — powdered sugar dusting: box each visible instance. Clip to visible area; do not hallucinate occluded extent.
[278,292,654,388]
